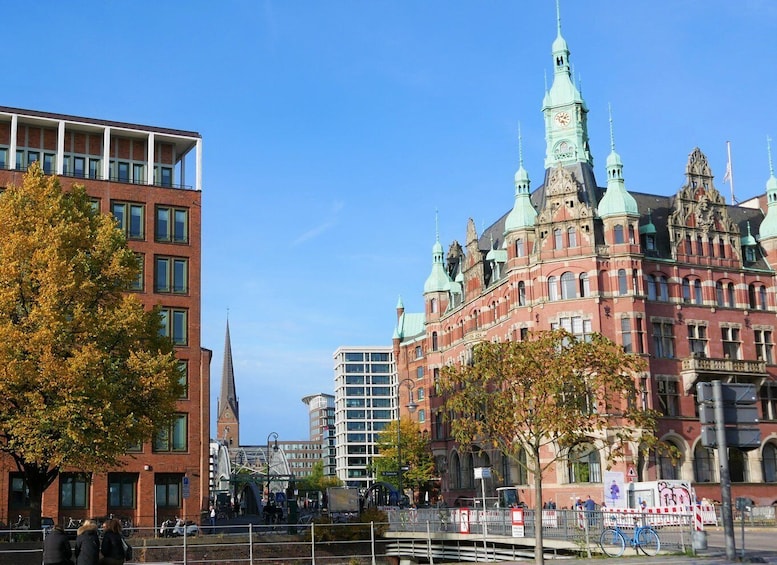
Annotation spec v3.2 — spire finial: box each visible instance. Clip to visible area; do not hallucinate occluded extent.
[518,122,524,168]
[608,103,615,151]
[435,209,440,242]
[556,0,562,35]
[768,135,774,176]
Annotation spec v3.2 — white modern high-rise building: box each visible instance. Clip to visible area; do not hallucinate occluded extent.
[301,393,336,476]
[333,346,396,491]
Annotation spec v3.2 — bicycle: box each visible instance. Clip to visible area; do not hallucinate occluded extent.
[599,520,660,557]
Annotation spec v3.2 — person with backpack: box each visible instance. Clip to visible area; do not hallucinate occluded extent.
[43,524,73,565]
[74,519,100,565]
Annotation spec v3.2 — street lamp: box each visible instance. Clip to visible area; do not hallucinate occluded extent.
[266,432,279,501]
[397,378,417,507]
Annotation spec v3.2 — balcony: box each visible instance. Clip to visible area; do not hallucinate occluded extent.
[680,356,767,394]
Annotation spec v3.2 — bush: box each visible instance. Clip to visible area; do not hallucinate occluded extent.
[311,509,388,542]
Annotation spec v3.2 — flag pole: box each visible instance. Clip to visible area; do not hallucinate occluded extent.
[726,141,736,204]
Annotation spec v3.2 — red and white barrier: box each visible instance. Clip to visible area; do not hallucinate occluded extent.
[602,504,716,528]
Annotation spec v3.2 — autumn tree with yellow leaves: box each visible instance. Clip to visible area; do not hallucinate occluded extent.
[0,164,183,531]
[439,330,659,565]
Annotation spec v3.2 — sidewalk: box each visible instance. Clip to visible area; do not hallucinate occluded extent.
[440,550,777,565]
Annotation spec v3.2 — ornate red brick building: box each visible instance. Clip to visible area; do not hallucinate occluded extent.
[393,14,777,508]
[0,106,211,528]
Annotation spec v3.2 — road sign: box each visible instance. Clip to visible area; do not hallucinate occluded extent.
[696,382,756,404]
[382,471,398,477]
[699,404,759,425]
[182,476,190,499]
[700,426,761,451]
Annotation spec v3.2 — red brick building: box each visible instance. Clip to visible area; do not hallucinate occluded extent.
[0,106,211,528]
[393,17,777,508]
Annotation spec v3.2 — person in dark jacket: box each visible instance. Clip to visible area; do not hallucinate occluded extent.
[75,519,100,565]
[43,524,73,565]
[99,519,125,565]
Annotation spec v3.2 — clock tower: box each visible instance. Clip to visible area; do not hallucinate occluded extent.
[542,1,592,171]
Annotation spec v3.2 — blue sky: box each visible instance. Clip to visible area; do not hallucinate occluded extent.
[5,1,777,443]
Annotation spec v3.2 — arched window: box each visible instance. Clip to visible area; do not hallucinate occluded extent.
[554,228,563,249]
[579,273,590,297]
[693,443,716,483]
[473,310,479,330]
[647,275,657,300]
[430,298,438,313]
[694,279,703,305]
[561,272,577,299]
[491,301,498,323]
[749,284,757,309]
[614,224,624,244]
[685,234,693,254]
[659,276,669,301]
[516,238,525,257]
[729,448,748,483]
[517,281,526,306]
[628,225,636,244]
[618,269,628,295]
[548,276,559,301]
[568,442,601,483]
[763,442,777,483]
[682,278,691,302]
[760,285,768,310]
[658,441,683,480]
[451,452,461,489]
[568,227,577,247]
[697,235,704,255]
[716,281,725,306]
[719,238,726,258]
[727,283,736,308]
[431,332,438,351]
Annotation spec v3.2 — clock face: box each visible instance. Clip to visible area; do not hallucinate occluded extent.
[554,111,571,127]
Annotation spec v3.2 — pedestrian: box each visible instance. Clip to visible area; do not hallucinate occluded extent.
[584,494,597,528]
[209,504,217,533]
[43,524,73,565]
[100,518,126,565]
[75,519,100,565]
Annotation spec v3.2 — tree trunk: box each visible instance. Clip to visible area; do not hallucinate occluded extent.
[533,454,545,565]
[26,469,45,534]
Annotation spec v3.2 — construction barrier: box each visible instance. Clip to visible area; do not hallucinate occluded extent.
[603,504,716,528]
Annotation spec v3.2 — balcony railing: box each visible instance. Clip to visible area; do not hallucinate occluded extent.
[680,356,767,393]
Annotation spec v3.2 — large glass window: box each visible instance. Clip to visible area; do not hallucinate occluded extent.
[658,441,682,480]
[657,377,680,416]
[652,321,674,358]
[561,272,576,299]
[155,475,182,508]
[159,308,187,345]
[153,414,188,452]
[621,318,632,353]
[554,229,563,249]
[60,473,89,508]
[112,202,145,240]
[108,473,137,509]
[155,206,189,243]
[755,329,774,364]
[568,442,601,483]
[763,442,777,483]
[761,383,777,420]
[0,148,7,169]
[694,443,716,483]
[618,269,628,295]
[548,276,559,301]
[688,324,707,357]
[647,275,657,300]
[155,257,188,293]
[9,473,29,508]
[722,326,741,360]
[614,224,624,244]
[568,227,577,247]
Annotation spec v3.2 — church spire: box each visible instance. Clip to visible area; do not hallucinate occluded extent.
[505,123,538,232]
[598,104,638,218]
[424,211,452,294]
[217,319,239,446]
[757,135,777,240]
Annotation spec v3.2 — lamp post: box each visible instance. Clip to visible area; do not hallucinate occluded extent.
[266,432,279,501]
[397,378,417,507]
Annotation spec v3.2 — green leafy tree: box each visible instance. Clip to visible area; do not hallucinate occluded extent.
[372,418,435,503]
[439,330,658,565]
[0,164,183,530]
[296,460,342,494]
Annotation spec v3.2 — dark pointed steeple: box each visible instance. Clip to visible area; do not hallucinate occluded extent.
[217,319,239,446]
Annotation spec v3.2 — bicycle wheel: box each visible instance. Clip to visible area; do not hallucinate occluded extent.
[637,527,660,556]
[599,528,626,558]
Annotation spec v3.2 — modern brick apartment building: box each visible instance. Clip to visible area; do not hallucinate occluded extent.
[393,14,777,507]
[0,106,211,528]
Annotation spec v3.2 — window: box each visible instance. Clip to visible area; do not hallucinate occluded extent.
[645,234,656,252]
[694,443,716,482]
[618,269,627,295]
[177,360,189,398]
[418,409,426,423]
[716,282,725,306]
[568,442,601,483]
[89,158,101,179]
[60,473,89,508]
[722,326,741,360]
[629,225,636,244]
[621,318,632,353]
[133,163,145,184]
[9,473,29,508]
[112,202,145,239]
[415,345,423,359]
[760,286,768,310]
[729,448,748,483]
[108,473,137,509]
[659,276,669,301]
[652,320,674,358]
[554,228,563,249]
[431,332,438,351]
[657,377,680,416]
[548,276,559,301]
[553,316,593,342]
[614,224,624,244]
[647,275,657,300]
[696,235,704,255]
[719,238,726,257]
[130,253,144,291]
[727,283,736,308]
[43,153,55,174]
[688,324,707,357]
[560,272,576,299]
[416,366,424,379]
[579,273,590,297]
[155,257,188,293]
[764,442,777,483]
[635,317,645,354]
[682,278,691,303]
[155,206,189,243]
[755,330,774,364]
[694,279,703,305]
[155,475,182,508]
[153,414,188,452]
[762,383,777,420]
[515,238,524,257]
[417,388,425,400]
[658,441,682,480]
[685,234,693,254]
[568,227,577,247]
[0,148,7,169]
[159,166,173,187]
[160,308,187,345]
[517,281,526,306]
[74,156,85,178]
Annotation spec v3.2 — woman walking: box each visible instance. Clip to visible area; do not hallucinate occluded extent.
[75,519,100,565]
